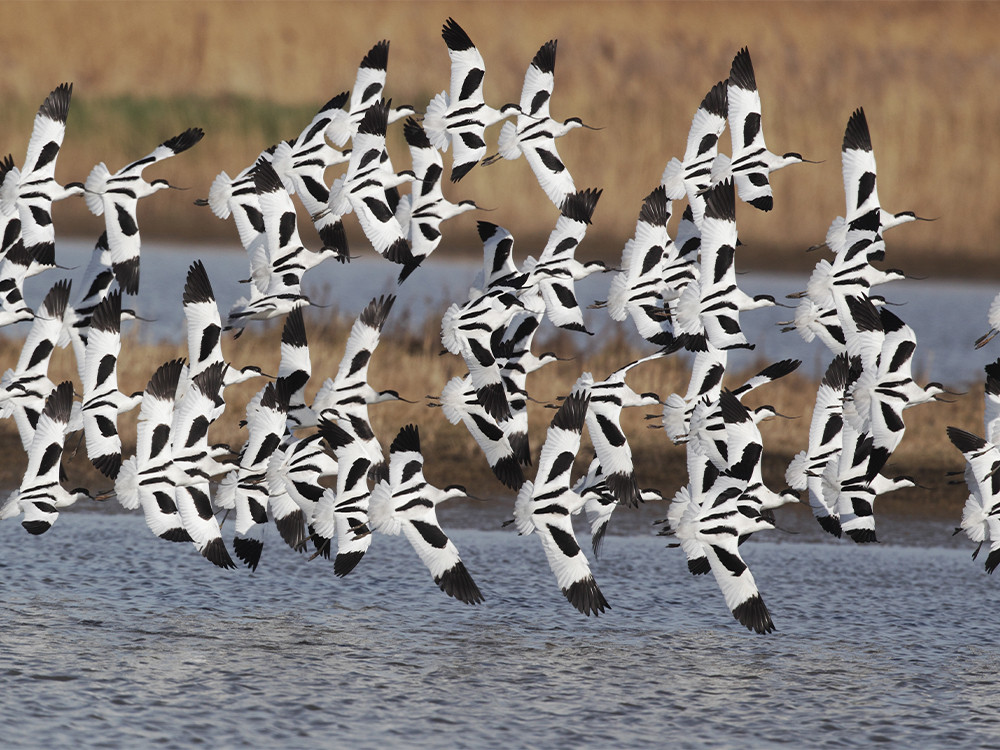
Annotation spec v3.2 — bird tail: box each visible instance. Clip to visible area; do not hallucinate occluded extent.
[84,162,111,216]
[660,157,686,200]
[205,170,235,219]
[422,91,451,152]
[512,480,535,536]
[114,457,139,510]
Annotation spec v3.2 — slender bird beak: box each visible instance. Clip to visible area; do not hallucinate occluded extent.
[579,122,603,131]
[799,158,823,164]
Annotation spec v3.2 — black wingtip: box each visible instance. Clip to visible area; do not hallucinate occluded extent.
[403,117,432,150]
[91,451,123,480]
[162,127,205,155]
[334,550,366,577]
[638,185,670,227]
[436,561,484,604]
[90,289,122,334]
[202,537,237,570]
[442,17,475,51]
[274,508,308,552]
[732,594,775,634]
[359,293,396,332]
[704,179,736,222]
[560,188,602,224]
[281,305,307,349]
[233,536,263,571]
[146,358,185,401]
[846,527,878,544]
[21,519,52,535]
[688,556,711,576]
[605,471,640,509]
[390,423,421,455]
[112,257,140,295]
[843,108,872,153]
[476,382,511,422]
[531,39,558,75]
[360,39,389,71]
[492,454,525,491]
[729,47,756,91]
[563,576,609,616]
[38,82,73,123]
[701,80,729,119]
[356,100,389,138]
[817,514,843,538]
[182,259,215,306]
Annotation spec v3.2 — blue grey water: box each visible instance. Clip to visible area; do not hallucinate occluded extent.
[6,240,1000,746]
[22,238,1000,385]
[1,506,998,749]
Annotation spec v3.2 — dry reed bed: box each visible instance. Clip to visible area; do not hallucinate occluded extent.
[0,2,994,274]
[0,306,983,516]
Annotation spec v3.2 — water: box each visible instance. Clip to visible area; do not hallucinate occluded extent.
[19,238,1000,385]
[1,510,999,748]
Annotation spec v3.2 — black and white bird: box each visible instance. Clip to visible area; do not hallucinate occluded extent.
[513,390,609,616]
[948,426,1000,572]
[216,379,290,571]
[521,187,608,334]
[711,48,810,210]
[115,359,191,543]
[394,117,479,282]
[423,17,521,182]
[316,414,374,576]
[369,424,484,604]
[674,179,766,351]
[182,259,266,388]
[268,92,352,261]
[81,291,141,479]
[573,351,665,508]
[0,279,73,449]
[225,161,316,331]
[167,363,236,570]
[433,374,525,491]
[84,127,205,294]
[661,80,728,228]
[485,39,598,208]
[441,285,524,421]
[1,381,91,534]
[311,294,408,479]
[604,186,678,347]
[0,82,83,276]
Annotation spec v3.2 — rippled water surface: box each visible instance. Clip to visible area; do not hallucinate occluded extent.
[2,511,999,748]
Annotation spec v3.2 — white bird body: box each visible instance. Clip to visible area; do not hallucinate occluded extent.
[0,83,83,277]
[513,391,609,616]
[1,382,90,534]
[661,80,728,228]
[435,374,524,491]
[606,186,677,347]
[316,416,373,576]
[81,290,140,479]
[422,18,520,182]
[712,48,805,211]
[369,424,484,603]
[84,127,204,294]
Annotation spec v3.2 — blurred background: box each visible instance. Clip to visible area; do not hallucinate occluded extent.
[0,0,993,276]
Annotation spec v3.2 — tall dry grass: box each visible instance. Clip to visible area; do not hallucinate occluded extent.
[0,2,994,275]
[0,300,982,514]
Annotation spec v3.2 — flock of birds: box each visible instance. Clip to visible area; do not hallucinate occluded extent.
[0,18,981,634]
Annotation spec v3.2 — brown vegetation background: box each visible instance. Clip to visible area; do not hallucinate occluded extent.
[0,1,995,276]
[0,1,991,523]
